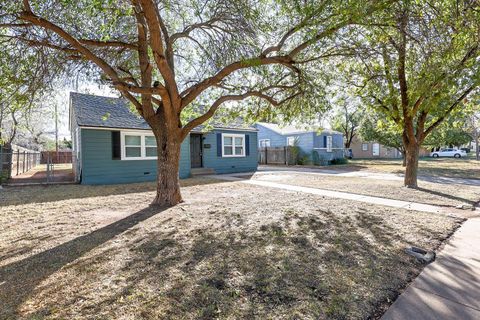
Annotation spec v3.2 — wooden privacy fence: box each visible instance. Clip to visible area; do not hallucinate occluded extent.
[258,146,297,165]
[40,151,73,164]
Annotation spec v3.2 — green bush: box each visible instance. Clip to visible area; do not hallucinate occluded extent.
[297,153,312,165]
[330,158,348,165]
[0,171,9,184]
[287,146,300,165]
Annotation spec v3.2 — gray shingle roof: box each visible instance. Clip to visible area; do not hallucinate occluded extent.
[70,92,256,131]
[71,92,150,130]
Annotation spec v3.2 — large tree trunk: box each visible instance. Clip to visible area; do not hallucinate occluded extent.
[151,132,183,207]
[404,142,419,188]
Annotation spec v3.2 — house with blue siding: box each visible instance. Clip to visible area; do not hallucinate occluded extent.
[70,92,258,184]
[255,122,344,163]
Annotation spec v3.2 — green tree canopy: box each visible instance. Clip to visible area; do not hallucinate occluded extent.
[1,0,390,205]
[343,0,480,186]
[0,34,65,145]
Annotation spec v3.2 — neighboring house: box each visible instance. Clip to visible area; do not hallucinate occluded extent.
[255,122,344,162]
[70,92,258,184]
[349,136,429,159]
[349,136,402,159]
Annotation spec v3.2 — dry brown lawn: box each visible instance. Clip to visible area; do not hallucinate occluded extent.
[0,178,461,319]
[250,172,480,209]
[322,158,480,180]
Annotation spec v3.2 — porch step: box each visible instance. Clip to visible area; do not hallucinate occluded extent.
[191,168,216,176]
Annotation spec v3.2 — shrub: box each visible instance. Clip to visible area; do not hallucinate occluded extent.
[0,171,9,184]
[297,153,312,165]
[312,151,328,166]
[287,146,300,165]
[330,158,348,165]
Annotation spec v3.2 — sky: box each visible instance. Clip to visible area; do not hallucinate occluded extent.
[53,82,117,140]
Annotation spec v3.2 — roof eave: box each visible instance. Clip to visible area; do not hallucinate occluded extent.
[78,124,257,132]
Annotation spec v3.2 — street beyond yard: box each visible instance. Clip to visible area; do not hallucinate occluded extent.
[0,176,463,319]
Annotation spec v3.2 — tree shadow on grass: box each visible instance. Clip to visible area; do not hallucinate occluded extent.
[416,187,478,207]
[5,205,456,319]
[157,212,413,319]
[0,205,167,319]
[0,177,230,206]
[46,209,426,319]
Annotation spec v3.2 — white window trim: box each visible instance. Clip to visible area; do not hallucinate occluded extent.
[326,135,333,152]
[362,143,369,151]
[120,131,157,160]
[286,136,295,146]
[259,139,270,148]
[222,133,246,157]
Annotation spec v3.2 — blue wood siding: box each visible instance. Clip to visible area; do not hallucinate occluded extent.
[202,130,258,174]
[80,129,191,184]
[293,132,315,154]
[313,132,344,161]
[256,125,289,148]
[256,123,345,162]
[256,124,313,154]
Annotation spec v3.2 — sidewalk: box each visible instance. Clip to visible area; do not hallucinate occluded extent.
[382,217,480,319]
[211,174,447,214]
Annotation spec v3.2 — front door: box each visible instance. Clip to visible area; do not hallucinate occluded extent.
[190,134,203,168]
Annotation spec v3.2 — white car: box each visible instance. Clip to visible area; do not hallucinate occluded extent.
[430,148,467,158]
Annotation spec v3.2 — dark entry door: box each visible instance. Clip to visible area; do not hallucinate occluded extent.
[190,134,203,168]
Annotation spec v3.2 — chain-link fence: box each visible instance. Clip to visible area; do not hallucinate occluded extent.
[1,149,75,184]
[0,149,41,183]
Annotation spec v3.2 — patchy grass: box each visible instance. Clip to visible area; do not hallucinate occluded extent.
[324,158,480,180]
[251,172,480,208]
[0,177,224,206]
[0,179,461,319]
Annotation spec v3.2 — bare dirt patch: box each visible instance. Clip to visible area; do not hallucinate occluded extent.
[251,172,480,208]
[0,178,461,319]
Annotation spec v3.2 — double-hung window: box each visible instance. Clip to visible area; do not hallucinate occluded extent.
[259,139,270,148]
[222,133,245,157]
[124,135,142,158]
[286,136,295,146]
[145,136,157,157]
[121,132,157,160]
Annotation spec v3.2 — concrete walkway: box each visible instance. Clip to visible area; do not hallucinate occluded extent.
[258,165,480,186]
[382,217,480,320]
[211,174,445,214]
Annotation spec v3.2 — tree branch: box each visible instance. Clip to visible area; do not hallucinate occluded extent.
[19,2,144,113]
[423,85,476,137]
[181,90,301,139]
[138,0,179,106]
